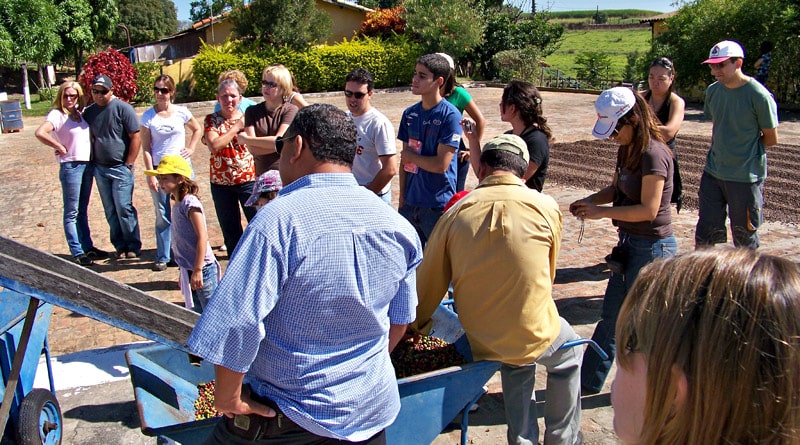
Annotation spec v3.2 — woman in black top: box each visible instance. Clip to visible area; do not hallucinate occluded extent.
[644,57,685,210]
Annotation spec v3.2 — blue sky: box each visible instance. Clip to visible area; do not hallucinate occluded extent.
[172,0,677,23]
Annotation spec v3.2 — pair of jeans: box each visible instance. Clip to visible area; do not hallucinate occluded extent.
[581,232,678,393]
[94,164,142,254]
[210,182,256,255]
[150,188,172,263]
[60,161,96,257]
[501,317,582,445]
[189,262,219,314]
[695,171,763,249]
[398,204,444,248]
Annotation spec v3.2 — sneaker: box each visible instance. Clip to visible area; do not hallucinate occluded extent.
[85,247,110,260]
[115,250,127,259]
[166,259,179,268]
[125,251,140,259]
[152,262,167,272]
[219,244,227,252]
[74,254,94,266]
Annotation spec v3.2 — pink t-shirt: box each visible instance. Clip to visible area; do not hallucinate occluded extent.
[45,109,91,163]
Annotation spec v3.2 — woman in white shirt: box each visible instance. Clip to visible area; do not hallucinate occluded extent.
[140,74,202,271]
[35,81,107,266]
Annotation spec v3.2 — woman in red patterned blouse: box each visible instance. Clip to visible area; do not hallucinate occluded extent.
[204,79,257,255]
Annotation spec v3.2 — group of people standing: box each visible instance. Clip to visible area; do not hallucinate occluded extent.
[36,40,794,444]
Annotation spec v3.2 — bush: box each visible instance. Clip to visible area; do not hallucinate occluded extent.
[575,51,612,89]
[132,62,162,105]
[38,86,58,103]
[359,6,406,39]
[79,48,138,103]
[192,36,424,100]
[493,47,542,83]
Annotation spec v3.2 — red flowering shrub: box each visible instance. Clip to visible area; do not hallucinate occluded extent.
[358,6,406,39]
[79,48,138,103]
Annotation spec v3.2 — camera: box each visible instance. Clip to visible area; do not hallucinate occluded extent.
[464,120,474,133]
[605,246,628,274]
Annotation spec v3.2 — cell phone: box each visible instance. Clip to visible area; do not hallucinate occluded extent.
[464,120,474,133]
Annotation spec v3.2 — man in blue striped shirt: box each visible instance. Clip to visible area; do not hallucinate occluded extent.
[188,104,423,444]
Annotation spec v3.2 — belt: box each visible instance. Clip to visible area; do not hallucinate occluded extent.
[224,389,302,440]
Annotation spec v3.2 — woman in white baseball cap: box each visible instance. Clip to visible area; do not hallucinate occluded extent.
[569,86,678,395]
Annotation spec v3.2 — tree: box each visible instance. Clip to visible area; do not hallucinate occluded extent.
[54,0,119,76]
[402,0,486,61]
[231,0,331,51]
[575,51,611,88]
[655,0,788,95]
[0,0,64,68]
[111,0,178,47]
[469,8,563,79]
[189,0,239,23]
[0,0,63,107]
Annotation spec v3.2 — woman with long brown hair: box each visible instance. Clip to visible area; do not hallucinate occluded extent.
[569,87,677,395]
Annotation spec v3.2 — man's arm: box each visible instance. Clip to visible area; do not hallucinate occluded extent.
[762,127,778,147]
[402,143,456,174]
[213,365,275,418]
[388,323,407,352]
[126,131,141,167]
[366,154,398,194]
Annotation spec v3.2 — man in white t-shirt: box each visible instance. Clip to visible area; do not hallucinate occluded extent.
[344,68,398,205]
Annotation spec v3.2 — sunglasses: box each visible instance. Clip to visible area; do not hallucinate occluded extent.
[611,118,629,137]
[63,93,78,99]
[344,90,367,99]
[652,57,673,70]
[153,87,171,94]
[275,134,294,155]
[91,88,109,95]
[261,80,278,88]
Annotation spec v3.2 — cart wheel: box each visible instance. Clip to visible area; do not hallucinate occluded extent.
[16,388,62,445]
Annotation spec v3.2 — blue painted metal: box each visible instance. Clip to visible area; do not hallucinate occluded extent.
[126,305,500,445]
[0,275,187,353]
[0,288,54,439]
[559,338,609,361]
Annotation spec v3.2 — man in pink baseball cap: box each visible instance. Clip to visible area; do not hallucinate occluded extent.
[696,40,779,249]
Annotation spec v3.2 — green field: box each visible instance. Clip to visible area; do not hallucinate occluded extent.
[542,27,652,80]
[549,9,662,26]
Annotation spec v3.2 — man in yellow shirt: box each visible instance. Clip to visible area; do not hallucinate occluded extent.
[414,134,582,445]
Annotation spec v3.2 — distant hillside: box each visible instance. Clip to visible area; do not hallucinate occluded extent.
[549,9,662,19]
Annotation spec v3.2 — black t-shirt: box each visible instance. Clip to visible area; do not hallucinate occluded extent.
[506,127,549,192]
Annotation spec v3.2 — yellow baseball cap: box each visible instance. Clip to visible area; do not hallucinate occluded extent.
[143,155,192,178]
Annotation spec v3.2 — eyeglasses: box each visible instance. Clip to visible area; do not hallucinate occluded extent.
[91,88,109,95]
[275,133,294,155]
[153,87,171,94]
[261,80,278,88]
[63,93,78,99]
[344,90,367,99]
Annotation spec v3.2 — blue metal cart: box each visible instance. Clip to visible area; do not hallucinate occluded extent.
[126,304,500,445]
[0,288,61,445]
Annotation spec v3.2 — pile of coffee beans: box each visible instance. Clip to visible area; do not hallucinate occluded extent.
[194,381,222,420]
[391,335,465,378]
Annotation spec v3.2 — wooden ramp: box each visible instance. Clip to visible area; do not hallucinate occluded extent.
[0,235,198,351]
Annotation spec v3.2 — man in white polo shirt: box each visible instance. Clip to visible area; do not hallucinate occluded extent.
[344,68,398,205]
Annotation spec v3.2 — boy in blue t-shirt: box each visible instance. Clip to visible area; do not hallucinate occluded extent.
[398,53,463,246]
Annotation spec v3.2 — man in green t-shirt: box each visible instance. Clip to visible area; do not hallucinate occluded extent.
[697,40,779,249]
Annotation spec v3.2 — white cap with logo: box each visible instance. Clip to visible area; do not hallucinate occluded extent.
[703,40,745,64]
[592,87,636,139]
